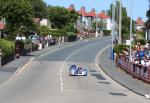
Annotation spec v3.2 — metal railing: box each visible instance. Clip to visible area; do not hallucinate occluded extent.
[116,56,150,83]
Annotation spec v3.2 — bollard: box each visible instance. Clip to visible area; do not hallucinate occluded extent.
[0,49,2,67]
[111,48,114,60]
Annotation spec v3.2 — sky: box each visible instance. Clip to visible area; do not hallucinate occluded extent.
[43,0,149,21]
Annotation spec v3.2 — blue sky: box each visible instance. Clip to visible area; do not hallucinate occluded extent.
[44,0,149,21]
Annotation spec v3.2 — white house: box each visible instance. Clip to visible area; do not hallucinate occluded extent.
[98,11,111,30]
[135,17,144,31]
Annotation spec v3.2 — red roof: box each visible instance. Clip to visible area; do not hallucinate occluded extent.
[78,7,96,17]
[0,21,5,30]
[98,11,110,19]
[136,17,144,26]
[86,12,96,17]
[68,5,110,19]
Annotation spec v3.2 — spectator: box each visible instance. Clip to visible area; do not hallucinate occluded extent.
[15,44,20,58]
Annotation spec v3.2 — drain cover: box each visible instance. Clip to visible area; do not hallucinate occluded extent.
[98,81,111,84]
[109,92,127,96]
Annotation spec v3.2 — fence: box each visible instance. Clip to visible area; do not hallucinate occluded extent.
[1,52,15,65]
[116,56,150,83]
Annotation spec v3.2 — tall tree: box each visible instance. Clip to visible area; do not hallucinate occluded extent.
[107,1,134,41]
[28,0,48,19]
[92,20,107,31]
[48,6,78,30]
[0,0,34,38]
[146,0,150,29]
[48,6,70,29]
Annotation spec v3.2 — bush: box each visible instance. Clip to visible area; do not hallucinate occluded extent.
[135,38,146,45]
[103,30,111,36]
[49,29,67,37]
[67,32,77,42]
[0,39,15,57]
[114,44,128,54]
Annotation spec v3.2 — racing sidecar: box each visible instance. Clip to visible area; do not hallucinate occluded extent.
[69,64,87,76]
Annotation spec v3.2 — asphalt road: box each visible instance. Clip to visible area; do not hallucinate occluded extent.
[0,37,149,103]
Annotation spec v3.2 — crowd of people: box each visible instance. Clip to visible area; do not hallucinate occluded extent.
[117,42,150,67]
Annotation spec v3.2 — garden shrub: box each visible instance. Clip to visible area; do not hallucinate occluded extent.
[114,44,128,54]
[103,30,111,36]
[67,32,77,42]
[135,38,146,45]
[0,39,15,57]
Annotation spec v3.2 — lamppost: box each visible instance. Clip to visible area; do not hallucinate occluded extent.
[129,0,133,61]
[0,49,2,67]
[111,0,116,60]
[95,11,99,38]
[118,0,122,44]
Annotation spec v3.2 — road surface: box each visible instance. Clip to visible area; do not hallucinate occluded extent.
[0,37,149,103]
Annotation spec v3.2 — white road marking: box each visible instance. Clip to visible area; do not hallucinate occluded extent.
[59,39,109,91]
[15,58,33,74]
[37,42,82,59]
[145,94,150,99]
[95,45,111,77]
[30,57,35,60]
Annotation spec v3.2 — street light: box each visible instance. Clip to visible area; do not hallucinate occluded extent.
[129,0,133,61]
[95,11,99,38]
[118,0,122,44]
[111,0,116,60]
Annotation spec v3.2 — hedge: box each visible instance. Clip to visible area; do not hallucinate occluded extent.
[103,30,111,36]
[49,29,67,37]
[135,38,146,45]
[0,39,15,57]
[114,44,128,54]
[67,32,77,42]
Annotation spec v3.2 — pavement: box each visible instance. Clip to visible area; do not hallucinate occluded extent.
[98,46,150,97]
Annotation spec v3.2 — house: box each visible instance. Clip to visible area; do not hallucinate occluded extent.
[33,18,40,24]
[0,21,5,38]
[34,18,51,29]
[68,4,111,31]
[77,7,96,30]
[0,21,5,30]
[98,11,111,30]
[136,17,144,31]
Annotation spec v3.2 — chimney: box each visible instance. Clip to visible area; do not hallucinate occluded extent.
[102,10,105,13]
[91,8,95,13]
[81,6,85,12]
[69,4,75,10]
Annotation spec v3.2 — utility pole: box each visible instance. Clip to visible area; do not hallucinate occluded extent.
[118,0,122,44]
[129,0,133,61]
[111,0,116,60]
[95,11,99,38]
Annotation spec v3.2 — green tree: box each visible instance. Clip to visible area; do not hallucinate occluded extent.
[48,6,69,29]
[48,6,78,30]
[0,0,34,39]
[28,0,48,19]
[146,0,150,29]
[39,25,50,36]
[107,1,135,42]
[92,20,107,31]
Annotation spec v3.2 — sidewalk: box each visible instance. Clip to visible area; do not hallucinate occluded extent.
[98,47,150,96]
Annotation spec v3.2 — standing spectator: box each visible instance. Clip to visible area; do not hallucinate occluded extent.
[136,42,141,51]
[15,44,20,58]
